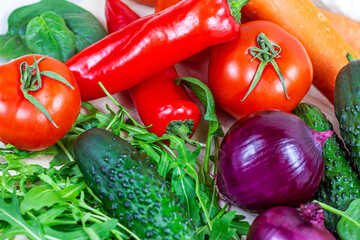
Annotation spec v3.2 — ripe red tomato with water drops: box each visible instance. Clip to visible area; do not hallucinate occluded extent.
[0,54,81,151]
[208,20,313,119]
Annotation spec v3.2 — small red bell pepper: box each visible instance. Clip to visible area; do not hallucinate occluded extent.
[66,0,249,101]
[105,0,200,137]
[129,67,201,137]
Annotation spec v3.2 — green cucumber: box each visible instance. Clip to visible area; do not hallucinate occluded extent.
[293,103,360,234]
[74,128,195,239]
[334,59,360,170]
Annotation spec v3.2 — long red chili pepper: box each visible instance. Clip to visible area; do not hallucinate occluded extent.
[105,0,200,137]
[105,0,139,34]
[66,0,249,101]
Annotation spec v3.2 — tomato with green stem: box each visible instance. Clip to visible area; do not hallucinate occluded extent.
[208,20,313,119]
[0,54,81,151]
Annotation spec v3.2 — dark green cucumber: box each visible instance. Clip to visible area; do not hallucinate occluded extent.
[293,103,360,234]
[74,128,195,239]
[334,59,360,170]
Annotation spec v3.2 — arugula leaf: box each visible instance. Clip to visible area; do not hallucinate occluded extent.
[337,199,360,240]
[209,211,237,240]
[0,191,45,240]
[59,181,87,201]
[0,143,59,160]
[43,219,118,240]
[167,134,201,168]
[25,11,76,62]
[230,215,250,236]
[37,205,68,225]
[20,186,65,214]
[158,151,172,178]
[172,166,202,226]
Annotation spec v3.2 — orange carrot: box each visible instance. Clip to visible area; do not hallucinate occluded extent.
[321,9,360,55]
[242,0,358,104]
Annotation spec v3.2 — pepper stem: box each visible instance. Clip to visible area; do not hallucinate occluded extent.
[346,52,356,62]
[226,0,250,24]
[166,119,196,145]
[19,55,75,128]
[242,33,289,101]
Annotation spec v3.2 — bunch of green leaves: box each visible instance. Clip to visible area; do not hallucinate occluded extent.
[0,78,250,239]
[0,0,107,61]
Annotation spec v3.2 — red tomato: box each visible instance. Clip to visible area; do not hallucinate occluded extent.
[208,21,313,119]
[0,55,81,151]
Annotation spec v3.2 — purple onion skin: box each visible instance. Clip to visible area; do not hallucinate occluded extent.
[247,203,336,240]
[216,110,331,212]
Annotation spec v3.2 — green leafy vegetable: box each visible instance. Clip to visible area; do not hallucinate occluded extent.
[315,199,360,240]
[0,35,31,60]
[62,12,107,52]
[0,0,106,60]
[0,192,45,240]
[210,211,237,240]
[25,11,76,61]
[20,186,65,214]
[7,0,87,35]
[337,199,360,239]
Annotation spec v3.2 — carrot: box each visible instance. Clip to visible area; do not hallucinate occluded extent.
[321,9,360,55]
[242,0,358,104]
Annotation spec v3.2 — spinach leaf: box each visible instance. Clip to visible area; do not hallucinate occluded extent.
[316,199,360,240]
[0,35,31,59]
[7,0,89,36]
[0,0,107,60]
[62,12,107,52]
[337,199,360,240]
[25,11,76,62]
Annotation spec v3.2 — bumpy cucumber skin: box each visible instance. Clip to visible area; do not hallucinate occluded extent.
[293,103,360,234]
[74,128,195,239]
[334,60,360,170]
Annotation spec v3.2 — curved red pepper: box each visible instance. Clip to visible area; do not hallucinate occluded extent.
[105,0,200,137]
[105,0,139,34]
[65,0,249,101]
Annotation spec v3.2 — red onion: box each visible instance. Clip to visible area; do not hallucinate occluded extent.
[247,202,336,240]
[216,110,332,212]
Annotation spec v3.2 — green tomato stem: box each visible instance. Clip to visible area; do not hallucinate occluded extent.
[19,55,75,128]
[244,33,289,101]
